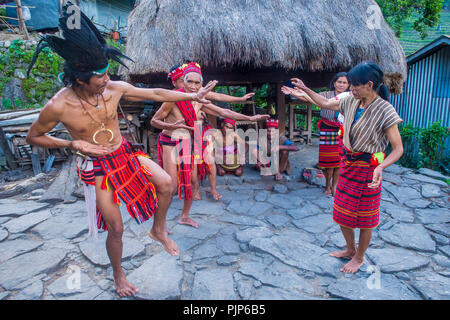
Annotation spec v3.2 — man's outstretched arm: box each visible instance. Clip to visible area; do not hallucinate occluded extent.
[201,103,270,122]
[206,92,255,103]
[118,81,217,104]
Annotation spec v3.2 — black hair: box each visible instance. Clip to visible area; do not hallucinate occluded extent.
[347,61,389,100]
[329,72,350,91]
[61,61,94,87]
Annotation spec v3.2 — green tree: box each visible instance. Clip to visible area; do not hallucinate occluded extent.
[376,0,444,38]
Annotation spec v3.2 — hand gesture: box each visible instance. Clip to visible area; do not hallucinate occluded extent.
[195,80,218,104]
[290,78,307,90]
[171,119,194,131]
[242,92,255,103]
[368,166,383,189]
[282,86,308,101]
[72,140,111,157]
[250,114,270,122]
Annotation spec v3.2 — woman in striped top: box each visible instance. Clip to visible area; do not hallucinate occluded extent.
[282,61,404,274]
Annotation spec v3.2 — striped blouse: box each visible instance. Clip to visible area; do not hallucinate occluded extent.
[319,91,338,121]
[339,95,403,154]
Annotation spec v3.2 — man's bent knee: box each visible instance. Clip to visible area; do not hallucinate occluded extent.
[107,222,124,236]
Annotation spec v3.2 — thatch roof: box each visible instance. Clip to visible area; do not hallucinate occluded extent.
[122,0,407,94]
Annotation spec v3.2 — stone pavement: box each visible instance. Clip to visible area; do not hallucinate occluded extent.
[0,141,449,300]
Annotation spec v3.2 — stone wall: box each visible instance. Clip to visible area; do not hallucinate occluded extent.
[0,38,62,110]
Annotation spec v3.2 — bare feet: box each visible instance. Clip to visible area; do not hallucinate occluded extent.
[207,189,222,201]
[324,187,332,195]
[148,228,179,256]
[114,271,139,297]
[330,249,356,260]
[274,172,283,181]
[193,190,202,200]
[178,216,200,228]
[340,256,364,273]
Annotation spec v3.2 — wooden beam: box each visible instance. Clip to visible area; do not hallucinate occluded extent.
[0,127,18,169]
[275,82,286,134]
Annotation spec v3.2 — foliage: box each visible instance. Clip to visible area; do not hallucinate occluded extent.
[0,39,63,110]
[105,38,126,75]
[376,0,444,38]
[395,121,449,174]
[419,121,449,170]
[397,122,422,168]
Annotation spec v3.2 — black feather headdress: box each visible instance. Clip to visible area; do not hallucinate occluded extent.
[27,1,133,77]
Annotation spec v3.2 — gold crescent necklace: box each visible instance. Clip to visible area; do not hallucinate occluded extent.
[74,89,114,144]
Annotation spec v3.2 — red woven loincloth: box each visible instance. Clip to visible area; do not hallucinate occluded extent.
[77,138,158,230]
[157,132,193,200]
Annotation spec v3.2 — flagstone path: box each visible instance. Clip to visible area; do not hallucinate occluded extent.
[0,140,449,300]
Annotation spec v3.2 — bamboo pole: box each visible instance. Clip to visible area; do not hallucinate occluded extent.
[14,0,29,40]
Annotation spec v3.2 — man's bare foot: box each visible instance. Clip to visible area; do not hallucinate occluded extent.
[340,256,364,273]
[207,189,222,201]
[114,272,139,297]
[274,173,283,181]
[149,229,179,256]
[178,216,200,228]
[330,249,356,260]
[193,190,202,200]
[324,187,332,195]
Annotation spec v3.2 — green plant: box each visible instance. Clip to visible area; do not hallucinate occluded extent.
[419,121,449,170]
[376,0,444,38]
[106,38,126,75]
[398,121,421,168]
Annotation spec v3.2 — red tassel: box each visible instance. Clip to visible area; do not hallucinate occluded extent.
[101,176,108,190]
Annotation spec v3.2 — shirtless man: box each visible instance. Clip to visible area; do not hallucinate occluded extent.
[167,64,255,200]
[152,62,269,228]
[25,4,216,297]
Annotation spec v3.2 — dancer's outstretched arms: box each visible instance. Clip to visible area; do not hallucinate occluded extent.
[207,92,255,103]
[117,80,217,104]
[201,103,270,122]
[286,78,340,111]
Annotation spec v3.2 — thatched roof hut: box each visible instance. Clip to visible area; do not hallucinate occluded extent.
[123,0,406,90]
[122,0,407,133]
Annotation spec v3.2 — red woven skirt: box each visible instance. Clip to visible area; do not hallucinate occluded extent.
[78,138,158,230]
[318,118,341,169]
[332,147,381,229]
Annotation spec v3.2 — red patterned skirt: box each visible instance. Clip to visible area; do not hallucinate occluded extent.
[318,118,341,169]
[77,138,158,230]
[332,146,381,229]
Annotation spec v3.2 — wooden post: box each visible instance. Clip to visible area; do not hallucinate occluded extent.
[306,103,312,145]
[276,82,286,134]
[14,0,29,40]
[0,127,18,169]
[31,146,42,175]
